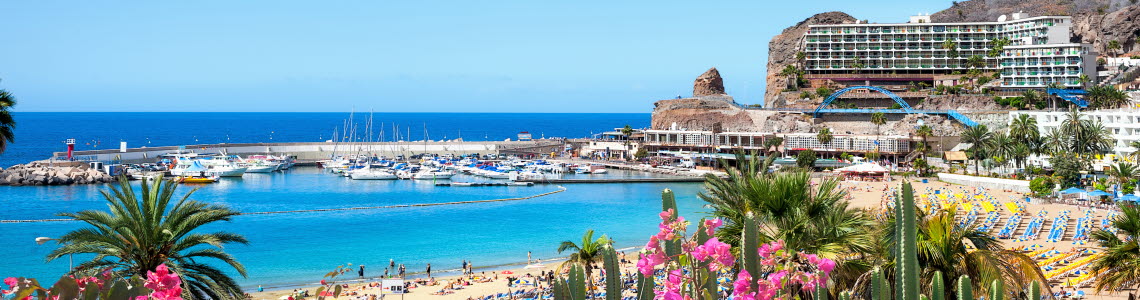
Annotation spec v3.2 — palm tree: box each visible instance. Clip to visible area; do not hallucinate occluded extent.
[989,131,1015,173]
[764,136,784,156]
[966,55,986,69]
[1090,203,1140,292]
[1109,162,1138,187]
[817,127,834,149]
[870,112,887,137]
[1021,90,1040,109]
[1008,114,1039,145]
[942,39,959,58]
[699,154,871,256]
[915,125,933,159]
[47,176,248,300]
[882,205,1048,298]
[0,83,15,154]
[961,124,992,175]
[1108,40,1122,58]
[1079,73,1091,88]
[1129,140,1140,161]
[557,229,612,283]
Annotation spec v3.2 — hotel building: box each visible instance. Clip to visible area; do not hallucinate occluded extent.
[801,12,1097,90]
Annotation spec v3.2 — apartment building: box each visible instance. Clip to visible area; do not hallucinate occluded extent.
[802,12,1096,91]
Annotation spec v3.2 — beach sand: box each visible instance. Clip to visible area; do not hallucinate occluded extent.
[251,177,1133,299]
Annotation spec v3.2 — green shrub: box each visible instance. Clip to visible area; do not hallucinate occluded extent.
[1029,176,1055,197]
[796,149,817,168]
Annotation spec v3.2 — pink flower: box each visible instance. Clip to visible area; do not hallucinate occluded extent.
[637,252,666,276]
[703,219,723,235]
[2,277,19,295]
[655,270,684,300]
[692,238,735,271]
[817,258,836,275]
[142,264,183,300]
[730,270,754,300]
[766,270,788,286]
[659,209,674,221]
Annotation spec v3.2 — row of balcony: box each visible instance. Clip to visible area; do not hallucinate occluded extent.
[1000,69,1083,76]
[805,45,991,51]
[806,23,1055,35]
[806,64,998,69]
[808,54,992,59]
[1003,50,1085,57]
[807,37,997,43]
[999,60,1082,66]
[1002,80,1082,86]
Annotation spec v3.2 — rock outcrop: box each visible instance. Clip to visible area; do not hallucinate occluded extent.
[0,162,114,186]
[764,12,857,107]
[651,96,754,131]
[693,68,726,97]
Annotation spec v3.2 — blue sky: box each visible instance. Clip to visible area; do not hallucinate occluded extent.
[0,1,955,112]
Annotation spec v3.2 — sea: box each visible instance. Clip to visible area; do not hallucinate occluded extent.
[0,113,710,289]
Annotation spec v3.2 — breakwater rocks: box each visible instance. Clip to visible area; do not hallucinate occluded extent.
[0,162,114,186]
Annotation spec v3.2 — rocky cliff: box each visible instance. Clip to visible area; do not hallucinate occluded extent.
[764,12,857,106]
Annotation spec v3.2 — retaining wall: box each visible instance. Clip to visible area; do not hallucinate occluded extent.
[936,173,1030,193]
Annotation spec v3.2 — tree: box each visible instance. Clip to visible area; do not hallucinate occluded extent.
[816,127,833,146]
[1079,73,1091,87]
[1130,140,1140,161]
[620,124,634,137]
[987,38,1010,57]
[1088,85,1130,108]
[634,147,649,160]
[961,124,992,175]
[870,112,887,137]
[47,176,248,300]
[942,39,959,58]
[556,229,612,284]
[1090,204,1140,292]
[764,136,784,156]
[796,149,817,169]
[1029,176,1056,197]
[1050,152,1085,188]
[1020,90,1040,110]
[966,55,986,69]
[0,81,14,154]
[881,205,1048,298]
[915,125,934,160]
[1059,109,1113,173]
[1109,162,1138,187]
[1008,114,1039,146]
[1108,40,1122,58]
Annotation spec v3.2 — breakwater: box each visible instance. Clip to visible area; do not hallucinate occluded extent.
[49,140,566,165]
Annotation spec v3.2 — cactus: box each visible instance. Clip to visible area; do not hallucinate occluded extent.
[813,287,829,300]
[740,212,762,292]
[568,265,586,300]
[956,275,972,300]
[1029,280,1041,300]
[636,271,654,300]
[600,246,621,300]
[931,271,945,300]
[871,268,889,300]
[895,182,920,300]
[695,221,718,300]
[661,189,681,258]
[839,291,852,300]
[553,277,569,300]
[989,279,1003,300]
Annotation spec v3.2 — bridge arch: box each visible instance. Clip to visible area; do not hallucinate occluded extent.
[813,86,912,117]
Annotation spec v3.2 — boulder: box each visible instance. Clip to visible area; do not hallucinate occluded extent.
[693,68,726,97]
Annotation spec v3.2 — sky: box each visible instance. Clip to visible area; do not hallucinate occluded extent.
[0,0,957,113]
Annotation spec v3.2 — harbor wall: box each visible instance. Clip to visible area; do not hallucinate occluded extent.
[50,140,566,164]
[936,173,1031,193]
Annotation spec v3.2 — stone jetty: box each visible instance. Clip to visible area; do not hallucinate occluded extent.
[0,161,114,186]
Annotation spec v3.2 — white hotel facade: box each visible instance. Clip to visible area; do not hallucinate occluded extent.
[802,12,1097,90]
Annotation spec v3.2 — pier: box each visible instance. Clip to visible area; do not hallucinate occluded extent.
[518,177,707,184]
[50,140,567,165]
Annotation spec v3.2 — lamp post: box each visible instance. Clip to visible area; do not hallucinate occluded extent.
[35,236,73,271]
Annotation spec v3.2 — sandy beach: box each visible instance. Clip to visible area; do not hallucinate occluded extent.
[250,177,1132,300]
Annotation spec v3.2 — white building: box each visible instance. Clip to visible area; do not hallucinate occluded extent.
[802,13,1096,90]
[1010,109,1140,156]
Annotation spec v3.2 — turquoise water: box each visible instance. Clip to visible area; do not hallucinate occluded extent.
[0,168,707,288]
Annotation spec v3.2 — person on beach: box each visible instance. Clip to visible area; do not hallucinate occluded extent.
[390,259,395,271]
[399,264,406,278]
[527,251,532,264]
[426,263,432,277]
[359,265,365,277]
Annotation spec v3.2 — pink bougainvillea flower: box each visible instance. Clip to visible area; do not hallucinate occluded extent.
[2,277,18,295]
[818,258,837,275]
[702,218,723,235]
[142,264,183,300]
[730,270,754,300]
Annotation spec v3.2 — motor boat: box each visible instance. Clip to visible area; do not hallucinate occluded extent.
[413,169,456,180]
[176,175,219,184]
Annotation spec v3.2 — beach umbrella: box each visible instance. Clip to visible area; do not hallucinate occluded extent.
[1060,187,1086,194]
[1088,190,1112,197]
